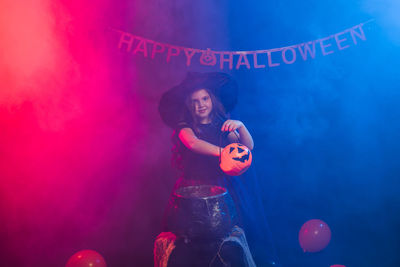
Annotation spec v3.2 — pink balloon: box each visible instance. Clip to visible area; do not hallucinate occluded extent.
[66,250,107,267]
[330,265,346,267]
[298,219,331,252]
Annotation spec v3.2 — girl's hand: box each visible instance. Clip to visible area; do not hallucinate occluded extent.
[221,120,244,132]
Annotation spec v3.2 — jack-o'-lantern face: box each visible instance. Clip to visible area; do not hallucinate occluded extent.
[229,144,251,163]
[220,143,252,176]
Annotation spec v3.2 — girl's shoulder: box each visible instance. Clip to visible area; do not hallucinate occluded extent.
[175,121,192,132]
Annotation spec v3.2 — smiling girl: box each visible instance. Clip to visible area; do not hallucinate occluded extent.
[158,72,280,266]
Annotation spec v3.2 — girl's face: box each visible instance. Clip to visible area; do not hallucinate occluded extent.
[190,89,213,123]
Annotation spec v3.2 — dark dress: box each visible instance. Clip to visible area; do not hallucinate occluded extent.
[165,120,281,266]
[172,120,229,188]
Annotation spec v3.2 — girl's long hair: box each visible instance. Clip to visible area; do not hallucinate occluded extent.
[171,88,228,170]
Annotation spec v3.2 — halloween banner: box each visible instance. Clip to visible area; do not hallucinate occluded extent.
[113,20,373,70]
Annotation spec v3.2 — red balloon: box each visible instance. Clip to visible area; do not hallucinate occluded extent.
[66,250,107,267]
[330,265,346,267]
[298,219,331,252]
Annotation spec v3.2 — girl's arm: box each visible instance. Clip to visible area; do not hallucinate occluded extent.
[223,120,254,150]
[178,128,221,157]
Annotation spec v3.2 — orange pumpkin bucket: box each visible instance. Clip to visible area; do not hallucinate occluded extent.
[220,143,252,176]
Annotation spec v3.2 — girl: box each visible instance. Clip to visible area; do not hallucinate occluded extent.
[172,87,253,188]
[158,72,280,266]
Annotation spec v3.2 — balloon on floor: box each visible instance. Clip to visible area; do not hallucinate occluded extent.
[298,219,331,252]
[66,250,106,267]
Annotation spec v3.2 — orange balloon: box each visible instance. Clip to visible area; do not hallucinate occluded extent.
[220,143,252,176]
[66,250,106,267]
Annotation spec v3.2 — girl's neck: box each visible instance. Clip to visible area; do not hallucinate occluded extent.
[198,117,212,124]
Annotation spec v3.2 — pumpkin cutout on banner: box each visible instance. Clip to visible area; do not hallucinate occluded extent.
[220,143,252,176]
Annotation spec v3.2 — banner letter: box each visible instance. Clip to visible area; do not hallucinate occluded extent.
[219,52,233,70]
[350,24,366,45]
[282,47,297,64]
[334,32,350,50]
[253,52,266,68]
[236,53,251,69]
[133,38,148,57]
[319,37,334,56]
[267,50,280,67]
[118,32,135,52]
[298,42,316,60]
[183,48,197,66]
[166,46,181,63]
[151,42,165,59]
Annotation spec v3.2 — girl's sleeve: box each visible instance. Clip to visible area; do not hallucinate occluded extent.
[175,121,191,134]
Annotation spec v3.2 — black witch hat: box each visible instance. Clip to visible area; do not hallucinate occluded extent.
[158,72,238,128]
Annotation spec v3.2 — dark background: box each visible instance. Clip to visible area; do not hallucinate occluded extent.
[0,0,399,266]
